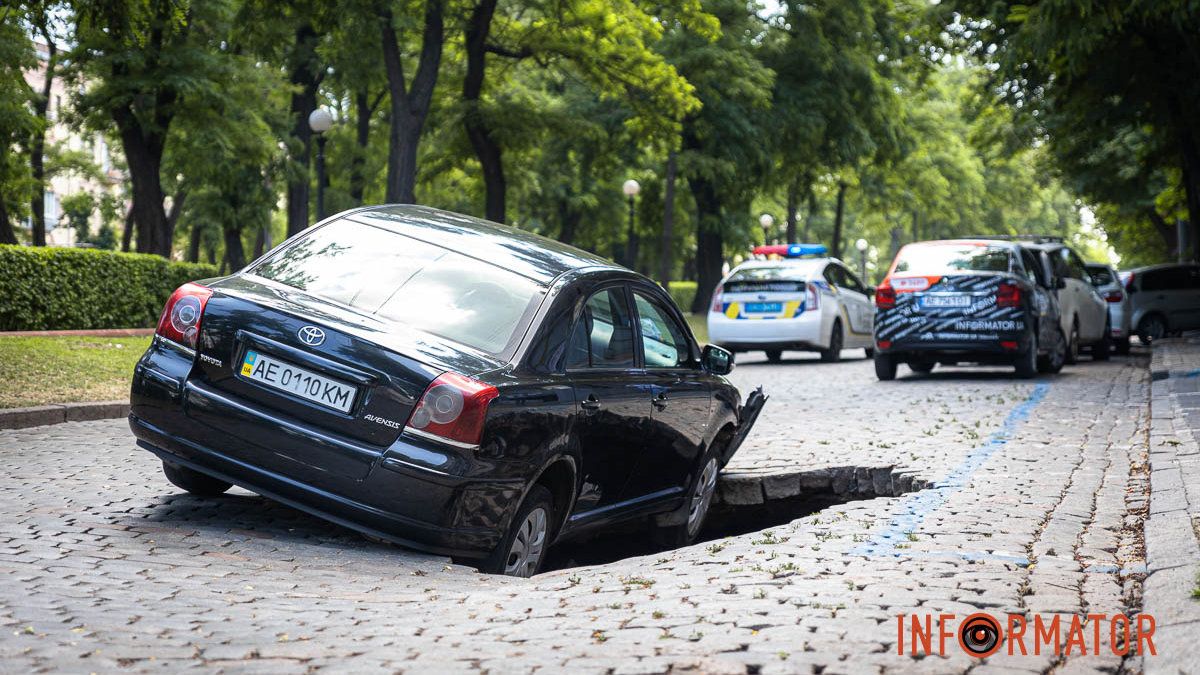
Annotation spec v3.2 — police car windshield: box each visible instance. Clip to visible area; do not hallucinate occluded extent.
[729,261,821,282]
[893,244,1011,275]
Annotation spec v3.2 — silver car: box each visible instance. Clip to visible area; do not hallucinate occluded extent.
[1085,263,1133,354]
[1121,264,1200,344]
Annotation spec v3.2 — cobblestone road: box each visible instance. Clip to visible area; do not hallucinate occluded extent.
[1,349,1189,673]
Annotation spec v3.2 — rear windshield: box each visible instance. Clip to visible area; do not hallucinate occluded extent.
[893,244,1012,275]
[728,261,820,282]
[250,219,544,356]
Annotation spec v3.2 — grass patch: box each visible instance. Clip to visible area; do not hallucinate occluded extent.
[0,335,151,408]
[684,312,709,345]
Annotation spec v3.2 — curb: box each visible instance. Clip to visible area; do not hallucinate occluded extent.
[0,401,129,430]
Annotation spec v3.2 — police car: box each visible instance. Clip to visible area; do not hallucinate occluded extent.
[707,244,875,362]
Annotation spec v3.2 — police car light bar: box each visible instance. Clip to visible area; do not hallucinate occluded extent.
[752,243,828,258]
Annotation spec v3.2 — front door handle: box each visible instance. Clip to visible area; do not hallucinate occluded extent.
[581,395,602,411]
[652,393,669,410]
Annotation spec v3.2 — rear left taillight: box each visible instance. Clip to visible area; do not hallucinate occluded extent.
[405,372,499,447]
[996,282,1021,308]
[805,282,821,310]
[710,285,724,313]
[875,284,896,309]
[1105,290,1124,303]
[155,282,212,350]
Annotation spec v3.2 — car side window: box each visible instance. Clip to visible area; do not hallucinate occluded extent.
[565,288,636,369]
[1061,249,1087,280]
[823,265,842,288]
[840,266,866,293]
[632,292,691,369]
[1019,249,1043,286]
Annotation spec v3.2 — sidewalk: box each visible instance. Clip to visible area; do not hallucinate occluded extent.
[1144,337,1200,673]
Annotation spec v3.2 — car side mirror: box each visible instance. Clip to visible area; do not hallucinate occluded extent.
[702,344,734,375]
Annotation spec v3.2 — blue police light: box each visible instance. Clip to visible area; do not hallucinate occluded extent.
[786,244,827,257]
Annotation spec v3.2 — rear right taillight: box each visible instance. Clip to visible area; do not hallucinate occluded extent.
[405,372,499,447]
[996,282,1021,308]
[710,285,724,313]
[805,282,821,310]
[1105,290,1124,303]
[155,282,212,350]
[875,283,896,309]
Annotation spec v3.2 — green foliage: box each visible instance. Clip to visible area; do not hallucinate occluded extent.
[0,11,37,238]
[667,281,697,314]
[0,245,218,330]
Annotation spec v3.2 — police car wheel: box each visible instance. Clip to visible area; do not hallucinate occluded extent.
[874,353,897,381]
[820,322,843,362]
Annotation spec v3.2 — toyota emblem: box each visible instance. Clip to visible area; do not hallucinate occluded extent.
[298,325,326,346]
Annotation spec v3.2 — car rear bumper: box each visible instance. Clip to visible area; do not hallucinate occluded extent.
[876,333,1033,362]
[708,310,824,349]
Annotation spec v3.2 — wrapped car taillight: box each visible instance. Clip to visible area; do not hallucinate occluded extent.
[996,282,1021,308]
[406,372,499,447]
[155,282,212,350]
[875,284,896,309]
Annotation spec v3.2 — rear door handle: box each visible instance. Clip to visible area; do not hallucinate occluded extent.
[581,395,602,411]
[652,393,669,410]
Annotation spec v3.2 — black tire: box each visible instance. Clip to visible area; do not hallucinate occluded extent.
[1092,320,1112,361]
[874,352,897,381]
[1064,319,1080,365]
[1116,337,1131,355]
[820,321,843,362]
[864,347,875,359]
[1014,342,1038,379]
[1138,314,1167,345]
[162,461,232,497]
[908,361,934,374]
[654,445,721,548]
[1037,327,1067,374]
[764,349,782,363]
[480,485,555,577]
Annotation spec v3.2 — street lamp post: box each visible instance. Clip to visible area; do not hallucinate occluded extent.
[623,179,640,269]
[759,213,774,245]
[855,238,869,282]
[308,108,334,221]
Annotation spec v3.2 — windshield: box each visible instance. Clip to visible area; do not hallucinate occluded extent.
[893,243,1012,275]
[251,219,544,356]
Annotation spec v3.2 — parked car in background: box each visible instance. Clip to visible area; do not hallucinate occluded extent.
[1085,262,1132,354]
[129,205,766,578]
[872,239,1066,379]
[1121,263,1200,344]
[1025,240,1110,362]
[708,244,875,363]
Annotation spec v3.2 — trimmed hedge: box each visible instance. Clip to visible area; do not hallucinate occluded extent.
[0,245,219,331]
[668,281,698,313]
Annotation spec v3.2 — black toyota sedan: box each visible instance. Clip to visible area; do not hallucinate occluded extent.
[129,205,765,577]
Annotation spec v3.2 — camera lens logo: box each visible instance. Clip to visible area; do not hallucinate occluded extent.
[958,613,1003,658]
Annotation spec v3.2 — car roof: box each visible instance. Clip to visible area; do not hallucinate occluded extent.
[903,238,1021,250]
[341,204,620,285]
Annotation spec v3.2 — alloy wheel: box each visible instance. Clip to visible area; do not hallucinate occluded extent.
[687,457,719,538]
[504,506,548,577]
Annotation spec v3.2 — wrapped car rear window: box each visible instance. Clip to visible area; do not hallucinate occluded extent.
[251,219,543,356]
[893,244,1012,274]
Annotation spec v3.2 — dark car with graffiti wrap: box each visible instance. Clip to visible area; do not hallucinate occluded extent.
[871,239,1066,380]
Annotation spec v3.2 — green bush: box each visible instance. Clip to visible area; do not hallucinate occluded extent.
[0,245,219,330]
[668,281,698,313]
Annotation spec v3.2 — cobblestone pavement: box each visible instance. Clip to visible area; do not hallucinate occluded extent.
[0,349,1187,673]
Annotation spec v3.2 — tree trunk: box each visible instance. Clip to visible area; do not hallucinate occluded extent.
[1147,209,1178,258]
[350,88,371,204]
[910,211,920,242]
[29,38,56,247]
[831,181,847,259]
[223,224,246,271]
[463,0,506,222]
[558,199,579,245]
[286,22,320,237]
[660,150,677,286]
[688,176,723,315]
[115,111,173,257]
[803,188,817,242]
[121,206,134,252]
[186,220,202,263]
[381,2,445,205]
[0,197,16,245]
[784,178,799,243]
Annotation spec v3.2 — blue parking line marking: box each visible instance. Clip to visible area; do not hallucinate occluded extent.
[852,382,1050,558]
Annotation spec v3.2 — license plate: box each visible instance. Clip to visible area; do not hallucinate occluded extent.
[240,350,357,413]
[744,302,783,313]
[920,295,971,308]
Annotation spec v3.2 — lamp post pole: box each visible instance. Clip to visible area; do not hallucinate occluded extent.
[856,238,869,281]
[308,108,334,221]
[623,179,640,269]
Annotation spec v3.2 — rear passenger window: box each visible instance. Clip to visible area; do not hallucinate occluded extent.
[566,288,636,369]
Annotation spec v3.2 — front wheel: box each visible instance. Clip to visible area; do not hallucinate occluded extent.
[162,461,232,497]
[1138,314,1167,345]
[1092,320,1112,361]
[481,485,554,577]
[764,349,782,363]
[874,352,897,381]
[655,451,720,548]
[1065,320,1081,365]
[820,321,843,362]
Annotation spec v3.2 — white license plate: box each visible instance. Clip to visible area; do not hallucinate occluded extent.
[240,350,357,413]
[920,295,972,308]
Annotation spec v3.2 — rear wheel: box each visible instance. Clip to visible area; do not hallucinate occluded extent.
[1092,319,1112,361]
[162,461,231,497]
[481,485,554,577]
[820,321,843,362]
[1037,327,1067,374]
[1138,314,1167,345]
[764,349,782,363]
[874,353,897,381]
[1014,341,1038,379]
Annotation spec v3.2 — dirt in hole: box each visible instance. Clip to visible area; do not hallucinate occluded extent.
[541,493,852,572]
